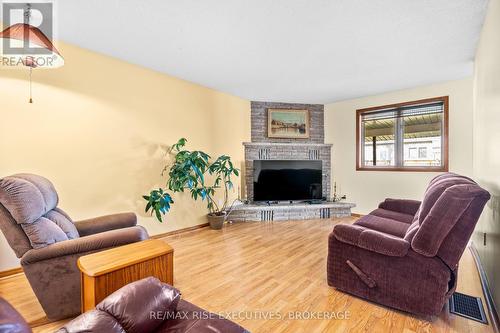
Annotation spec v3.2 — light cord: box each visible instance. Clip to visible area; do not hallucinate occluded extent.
[29,67,33,103]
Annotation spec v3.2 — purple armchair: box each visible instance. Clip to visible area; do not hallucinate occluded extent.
[327,173,490,317]
[0,174,149,320]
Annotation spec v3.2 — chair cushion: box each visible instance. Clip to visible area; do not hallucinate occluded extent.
[418,174,475,224]
[0,174,58,224]
[0,174,78,249]
[354,215,410,238]
[369,208,414,224]
[56,310,125,333]
[45,209,79,239]
[412,184,490,257]
[20,208,78,250]
[96,277,181,333]
[21,217,68,249]
[333,224,410,257]
[403,220,420,242]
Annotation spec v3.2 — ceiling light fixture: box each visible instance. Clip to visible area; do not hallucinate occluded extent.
[0,3,64,103]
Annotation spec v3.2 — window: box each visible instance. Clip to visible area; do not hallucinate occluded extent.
[418,147,427,159]
[356,96,448,171]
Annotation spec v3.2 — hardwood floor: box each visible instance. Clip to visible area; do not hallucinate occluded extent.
[0,217,495,332]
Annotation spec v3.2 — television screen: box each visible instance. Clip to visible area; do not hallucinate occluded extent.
[253,160,322,201]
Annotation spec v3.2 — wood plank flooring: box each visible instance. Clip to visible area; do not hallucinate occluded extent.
[0,217,494,332]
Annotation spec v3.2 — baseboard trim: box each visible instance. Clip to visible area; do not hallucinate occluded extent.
[152,223,210,239]
[0,266,23,279]
[469,242,500,332]
[351,213,364,217]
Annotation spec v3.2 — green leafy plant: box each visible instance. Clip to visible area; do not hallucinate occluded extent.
[143,138,239,222]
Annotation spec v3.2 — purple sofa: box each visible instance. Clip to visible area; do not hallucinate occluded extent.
[327,173,490,317]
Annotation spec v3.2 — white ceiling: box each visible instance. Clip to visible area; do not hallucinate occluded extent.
[56,0,488,104]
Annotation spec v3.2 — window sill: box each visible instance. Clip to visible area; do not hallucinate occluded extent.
[356,166,448,172]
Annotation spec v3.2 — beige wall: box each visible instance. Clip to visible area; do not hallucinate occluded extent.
[471,0,500,310]
[325,78,474,214]
[0,42,250,270]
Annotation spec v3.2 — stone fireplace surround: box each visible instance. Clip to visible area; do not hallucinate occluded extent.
[227,101,355,222]
[243,142,332,201]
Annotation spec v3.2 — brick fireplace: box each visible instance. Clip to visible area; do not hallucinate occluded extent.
[228,101,355,222]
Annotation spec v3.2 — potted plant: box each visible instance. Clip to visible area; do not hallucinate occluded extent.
[143,138,239,229]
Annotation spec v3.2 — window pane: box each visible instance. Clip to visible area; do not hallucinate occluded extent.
[358,98,446,170]
[402,113,442,167]
[363,118,395,166]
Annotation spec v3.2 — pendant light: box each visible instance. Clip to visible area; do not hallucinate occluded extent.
[0,4,64,103]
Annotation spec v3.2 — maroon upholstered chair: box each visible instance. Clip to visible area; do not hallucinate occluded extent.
[327,173,490,317]
[0,174,149,320]
[56,277,248,333]
[0,278,248,333]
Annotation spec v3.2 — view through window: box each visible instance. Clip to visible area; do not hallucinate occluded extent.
[357,97,448,171]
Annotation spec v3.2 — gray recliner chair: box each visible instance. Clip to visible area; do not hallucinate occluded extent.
[0,173,149,320]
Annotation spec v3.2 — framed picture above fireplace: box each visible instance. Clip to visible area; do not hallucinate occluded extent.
[267,109,310,139]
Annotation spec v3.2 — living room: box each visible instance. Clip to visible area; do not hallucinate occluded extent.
[0,1,499,332]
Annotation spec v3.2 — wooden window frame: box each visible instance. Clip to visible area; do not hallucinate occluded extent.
[356,96,449,172]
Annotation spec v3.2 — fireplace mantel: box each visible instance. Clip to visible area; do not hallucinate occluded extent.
[243,142,332,148]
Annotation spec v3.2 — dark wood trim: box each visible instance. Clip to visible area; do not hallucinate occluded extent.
[350,213,364,218]
[0,266,23,279]
[469,242,500,333]
[356,96,449,172]
[151,223,210,239]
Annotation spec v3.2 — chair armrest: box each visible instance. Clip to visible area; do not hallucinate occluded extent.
[21,226,148,265]
[74,212,137,237]
[378,198,421,216]
[332,224,410,257]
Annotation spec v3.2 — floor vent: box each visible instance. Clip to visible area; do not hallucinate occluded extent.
[449,292,488,324]
[320,208,330,219]
[260,210,274,221]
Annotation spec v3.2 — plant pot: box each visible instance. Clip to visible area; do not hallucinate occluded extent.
[207,212,227,230]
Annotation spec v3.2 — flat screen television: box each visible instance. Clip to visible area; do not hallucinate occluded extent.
[253,160,322,201]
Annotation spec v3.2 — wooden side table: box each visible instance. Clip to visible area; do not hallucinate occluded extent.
[77,239,174,312]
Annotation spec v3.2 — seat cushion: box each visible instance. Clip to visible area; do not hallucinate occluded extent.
[369,208,414,224]
[96,277,181,333]
[354,215,410,238]
[158,300,249,333]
